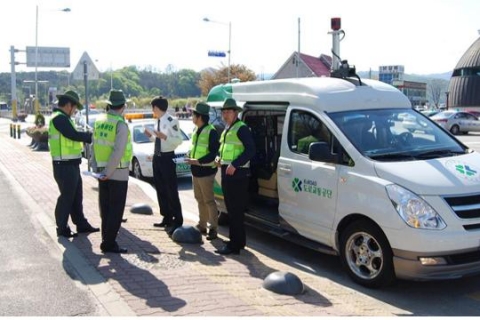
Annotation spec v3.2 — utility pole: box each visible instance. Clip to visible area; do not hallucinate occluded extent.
[296,17,300,78]
[10,46,18,121]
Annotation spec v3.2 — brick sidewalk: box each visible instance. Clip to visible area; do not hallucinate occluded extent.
[0,128,403,316]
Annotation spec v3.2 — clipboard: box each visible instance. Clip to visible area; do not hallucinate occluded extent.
[82,170,106,180]
[144,126,155,137]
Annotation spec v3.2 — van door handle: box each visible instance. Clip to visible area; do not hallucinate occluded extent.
[278,164,291,174]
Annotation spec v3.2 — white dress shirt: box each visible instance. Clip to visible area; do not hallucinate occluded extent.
[151,113,183,152]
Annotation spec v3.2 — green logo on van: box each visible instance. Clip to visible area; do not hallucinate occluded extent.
[291,177,333,198]
[292,178,302,192]
[455,164,477,177]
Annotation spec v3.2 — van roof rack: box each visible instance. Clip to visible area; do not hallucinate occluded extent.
[330,60,362,85]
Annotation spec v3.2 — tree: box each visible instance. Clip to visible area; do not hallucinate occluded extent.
[428,79,449,107]
[198,64,257,96]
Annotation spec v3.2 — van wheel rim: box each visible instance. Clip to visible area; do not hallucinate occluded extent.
[345,231,383,280]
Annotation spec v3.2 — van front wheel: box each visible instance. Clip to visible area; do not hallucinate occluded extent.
[340,220,395,288]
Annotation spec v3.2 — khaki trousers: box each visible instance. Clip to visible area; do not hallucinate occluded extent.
[192,173,218,230]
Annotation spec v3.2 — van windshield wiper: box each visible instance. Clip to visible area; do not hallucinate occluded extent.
[415,149,464,159]
[368,152,416,161]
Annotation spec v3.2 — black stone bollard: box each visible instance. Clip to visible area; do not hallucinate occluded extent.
[17,124,21,139]
[263,271,304,296]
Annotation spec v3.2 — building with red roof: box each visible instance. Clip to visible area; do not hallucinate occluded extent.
[272,52,332,79]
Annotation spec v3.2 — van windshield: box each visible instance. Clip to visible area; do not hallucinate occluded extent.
[329,109,468,161]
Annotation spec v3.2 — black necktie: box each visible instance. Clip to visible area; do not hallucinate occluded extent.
[154,120,161,155]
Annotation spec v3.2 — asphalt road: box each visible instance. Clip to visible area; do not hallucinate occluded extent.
[0,155,104,316]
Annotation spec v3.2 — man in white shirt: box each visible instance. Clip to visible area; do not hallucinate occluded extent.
[145,96,184,236]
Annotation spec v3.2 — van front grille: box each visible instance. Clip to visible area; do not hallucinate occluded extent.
[443,194,480,219]
[446,250,480,265]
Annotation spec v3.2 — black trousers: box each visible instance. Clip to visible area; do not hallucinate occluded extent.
[222,177,249,250]
[98,179,128,248]
[52,163,89,232]
[152,154,183,226]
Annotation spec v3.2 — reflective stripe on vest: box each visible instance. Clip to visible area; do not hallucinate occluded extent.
[219,120,249,168]
[189,124,215,167]
[93,113,132,168]
[48,111,83,161]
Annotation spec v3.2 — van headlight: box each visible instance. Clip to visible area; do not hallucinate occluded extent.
[386,185,446,230]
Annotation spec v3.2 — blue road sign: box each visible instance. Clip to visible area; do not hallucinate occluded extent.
[208,50,226,57]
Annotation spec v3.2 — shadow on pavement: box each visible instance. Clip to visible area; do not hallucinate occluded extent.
[60,231,187,312]
[177,242,226,267]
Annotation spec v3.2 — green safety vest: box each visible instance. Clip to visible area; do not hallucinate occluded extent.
[93,113,132,168]
[189,124,216,167]
[48,111,83,161]
[219,120,249,168]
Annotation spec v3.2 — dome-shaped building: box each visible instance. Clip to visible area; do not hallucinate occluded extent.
[448,36,480,109]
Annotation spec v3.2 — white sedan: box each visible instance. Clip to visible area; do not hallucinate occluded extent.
[128,119,191,180]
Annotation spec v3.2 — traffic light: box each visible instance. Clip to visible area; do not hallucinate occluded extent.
[49,91,53,104]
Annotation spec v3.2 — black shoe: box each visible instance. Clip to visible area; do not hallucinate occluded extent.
[57,228,77,238]
[101,244,127,254]
[153,220,171,228]
[206,229,218,240]
[77,224,100,234]
[122,218,127,223]
[166,224,182,236]
[215,245,240,255]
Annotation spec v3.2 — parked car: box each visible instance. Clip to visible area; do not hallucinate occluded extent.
[421,109,440,117]
[399,112,431,133]
[466,110,480,118]
[75,108,102,129]
[431,111,480,135]
[128,119,191,180]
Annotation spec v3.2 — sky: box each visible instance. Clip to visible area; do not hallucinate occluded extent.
[1,0,480,77]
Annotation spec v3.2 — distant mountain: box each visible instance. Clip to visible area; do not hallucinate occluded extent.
[256,71,452,82]
[256,73,274,80]
[409,71,452,81]
[357,70,452,82]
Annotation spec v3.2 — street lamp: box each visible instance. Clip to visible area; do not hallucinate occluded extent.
[34,5,70,114]
[203,17,231,83]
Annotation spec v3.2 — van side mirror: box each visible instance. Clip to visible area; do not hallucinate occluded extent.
[309,142,335,162]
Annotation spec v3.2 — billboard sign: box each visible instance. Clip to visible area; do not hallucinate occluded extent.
[26,46,70,68]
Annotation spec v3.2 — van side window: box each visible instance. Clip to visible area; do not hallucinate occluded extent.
[288,110,331,155]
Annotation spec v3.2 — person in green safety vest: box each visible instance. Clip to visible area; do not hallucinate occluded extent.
[91,90,132,254]
[214,98,255,255]
[185,101,220,240]
[48,90,99,238]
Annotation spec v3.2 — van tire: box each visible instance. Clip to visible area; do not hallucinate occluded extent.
[339,220,395,288]
[218,211,229,226]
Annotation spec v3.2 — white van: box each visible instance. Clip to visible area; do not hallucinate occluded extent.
[206,77,480,288]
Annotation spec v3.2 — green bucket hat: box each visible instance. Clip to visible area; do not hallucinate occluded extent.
[56,90,82,110]
[193,102,210,115]
[221,98,242,112]
[106,90,127,108]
